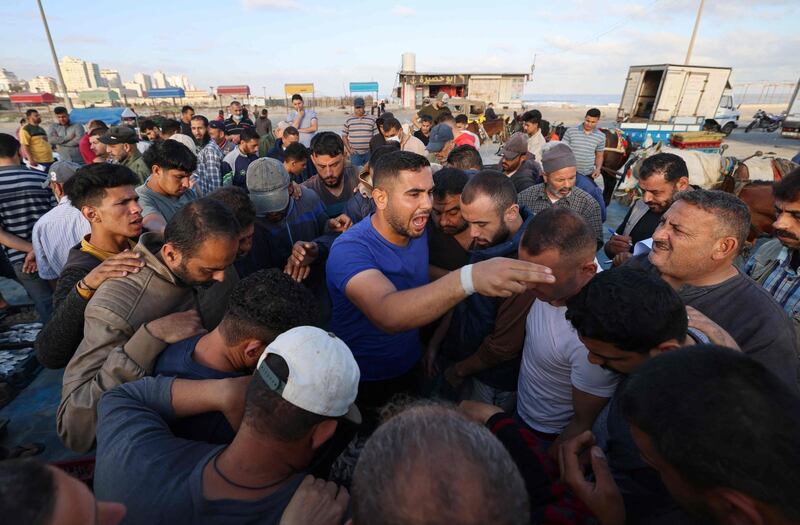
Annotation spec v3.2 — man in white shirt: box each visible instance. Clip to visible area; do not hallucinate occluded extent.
[32,161,91,280]
[522,109,546,164]
[516,207,618,455]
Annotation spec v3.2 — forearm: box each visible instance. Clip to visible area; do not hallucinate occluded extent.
[20,145,32,161]
[63,131,82,147]
[0,229,33,253]
[373,271,466,332]
[428,264,450,281]
[595,151,604,170]
[170,378,235,417]
[35,286,89,369]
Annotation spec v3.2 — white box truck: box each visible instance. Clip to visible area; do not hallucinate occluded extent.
[616,64,741,144]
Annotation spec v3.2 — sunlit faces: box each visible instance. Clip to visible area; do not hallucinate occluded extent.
[153,167,192,197]
[431,193,467,235]
[543,166,577,200]
[376,167,434,239]
[637,172,688,213]
[85,185,143,239]
[500,154,524,174]
[239,138,259,156]
[460,193,513,249]
[313,154,345,188]
[518,245,595,304]
[106,143,133,163]
[190,121,207,142]
[773,199,800,250]
[583,115,599,132]
[167,236,239,287]
[89,135,108,157]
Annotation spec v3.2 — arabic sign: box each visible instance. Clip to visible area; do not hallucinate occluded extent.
[402,74,468,85]
[284,83,315,95]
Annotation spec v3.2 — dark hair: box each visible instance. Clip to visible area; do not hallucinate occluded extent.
[65,163,141,209]
[284,142,310,163]
[283,126,299,138]
[291,94,303,102]
[352,405,530,525]
[436,112,455,124]
[566,267,688,353]
[311,131,344,157]
[382,116,401,132]
[160,118,181,135]
[586,108,601,118]
[164,199,240,258]
[206,186,256,229]
[419,115,433,124]
[368,143,400,166]
[239,127,260,143]
[143,139,197,173]
[25,109,38,117]
[522,109,542,124]
[432,167,469,200]
[638,153,689,183]
[89,124,110,138]
[0,458,56,525]
[461,170,517,215]
[622,346,800,521]
[220,269,319,346]
[230,101,242,108]
[53,106,68,115]
[181,105,194,114]
[139,119,158,133]
[454,114,468,125]
[0,133,21,159]
[190,114,209,126]
[773,167,800,202]
[446,145,483,171]
[674,189,750,249]
[372,150,430,189]
[520,207,595,259]
[245,353,327,441]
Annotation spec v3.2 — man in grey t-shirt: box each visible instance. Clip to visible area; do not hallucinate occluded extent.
[137,139,198,233]
[286,93,318,147]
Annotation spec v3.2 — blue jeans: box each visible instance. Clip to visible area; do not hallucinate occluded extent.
[350,152,370,171]
[13,262,53,323]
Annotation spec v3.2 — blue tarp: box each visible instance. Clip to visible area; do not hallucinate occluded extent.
[350,82,379,93]
[148,87,185,98]
[68,107,127,125]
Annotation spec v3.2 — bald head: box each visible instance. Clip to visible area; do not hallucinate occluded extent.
[352,404,529,525]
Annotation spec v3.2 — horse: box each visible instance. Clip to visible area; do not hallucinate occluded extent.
[467,117,512,144]
[598,128,634,205]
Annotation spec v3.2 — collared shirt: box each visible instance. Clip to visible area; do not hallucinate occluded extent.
[195,140,225,196]
[32,196,91,279]
[744,243,800,319]
[561,125,605,175]
[517,184,603,245]
[527,130,546,161]
[19,124,54,164]
[0,165,54,264]
[342,115,377,154]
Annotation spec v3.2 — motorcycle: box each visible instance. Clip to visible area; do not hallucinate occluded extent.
[745,109,785,133]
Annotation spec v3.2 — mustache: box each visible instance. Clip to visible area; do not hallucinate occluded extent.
[775,229,799,240]
[653,240,671,251]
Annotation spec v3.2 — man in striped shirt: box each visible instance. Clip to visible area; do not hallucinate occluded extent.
[561,108,606,189]
[0,133,56,322]
[342,97,377,169]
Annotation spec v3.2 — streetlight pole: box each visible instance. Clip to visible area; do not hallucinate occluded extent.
[36,0,72,110]
[684,0,705,65]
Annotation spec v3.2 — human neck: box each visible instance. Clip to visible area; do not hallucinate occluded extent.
[453,228,473,251]
[545,187,565,201]
[371,212,409,247]
[193,329,239,373]
[661,264,739,289]
[146,178,173,198]
[205,429,299,500]
[87,228,132,254]
[506,214,524,239]
[0,158,19,168]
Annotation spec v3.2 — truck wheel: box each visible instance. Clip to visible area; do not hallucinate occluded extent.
[745,121,756,133]
[722,122,735,136]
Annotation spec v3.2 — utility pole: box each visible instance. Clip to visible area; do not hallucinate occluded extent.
[37,0,72,110]
[684,0,705,65]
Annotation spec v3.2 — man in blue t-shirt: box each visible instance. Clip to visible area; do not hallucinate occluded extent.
[326,150,557,423]
[153,269,319,443]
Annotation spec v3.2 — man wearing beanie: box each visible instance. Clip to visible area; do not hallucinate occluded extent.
[518,142,603,247]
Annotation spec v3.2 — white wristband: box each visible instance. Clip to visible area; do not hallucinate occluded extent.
[460,264,476,296]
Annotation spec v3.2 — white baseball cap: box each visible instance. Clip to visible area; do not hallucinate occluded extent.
[256,327,361,424]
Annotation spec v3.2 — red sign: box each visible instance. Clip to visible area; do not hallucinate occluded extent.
[216,85,250,95]
[10,92,57,104]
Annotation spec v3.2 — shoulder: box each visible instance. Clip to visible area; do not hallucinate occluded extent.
[86,269,155,322]
[299,187,322,207]
[572,187,600,207]
[751,238,784,261]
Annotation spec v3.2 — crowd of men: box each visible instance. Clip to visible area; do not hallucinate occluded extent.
[0,95,799,525]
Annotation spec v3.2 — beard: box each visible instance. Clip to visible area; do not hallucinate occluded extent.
[474,220,510,249]
[440,220,468,236]
[173,260,214,288]
[385,206,427,239]
[322,174,343,188]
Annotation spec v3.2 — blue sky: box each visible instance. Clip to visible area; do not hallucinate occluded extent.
[2,0,798,97]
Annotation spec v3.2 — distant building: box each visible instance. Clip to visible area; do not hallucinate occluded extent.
[86,62,103,89]
[100,69,122,89]
[134,72,153,92]
[0,68,25,92]
[28,76,58,94]
[396,53,530,110]
[123,81,144,97]
[60,56,98,91]
[153,70,168,89]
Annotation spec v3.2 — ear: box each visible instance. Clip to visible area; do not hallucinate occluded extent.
[582,259,597,277]
[372,187,389,210]
[82,205,100,223]
[504,204,520,223]
[712,236,739,260]
[161,243,181,265]
[520,153,528,161]
[706,487,766,525]
[649,339,682,357]
[676,177,690,191]
[243,340,265,369]
[310,419,338,451]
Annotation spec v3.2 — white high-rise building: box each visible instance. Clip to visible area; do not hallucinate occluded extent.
[86,62,102,88]
[153,70,167,89]
[167,75,181,88]
[123,81,144,97]
[28,76,58,93]
[0,68,25,92]
[134,72,152,92]
[100,69,122,89]
[60,57,91,91]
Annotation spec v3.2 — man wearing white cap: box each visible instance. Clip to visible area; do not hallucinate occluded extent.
[93,326,360,525]
[31,160,91,280]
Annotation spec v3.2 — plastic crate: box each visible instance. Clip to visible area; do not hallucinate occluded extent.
[669,138,722,150]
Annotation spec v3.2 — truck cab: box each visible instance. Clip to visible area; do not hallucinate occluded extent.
[704,89,740,136]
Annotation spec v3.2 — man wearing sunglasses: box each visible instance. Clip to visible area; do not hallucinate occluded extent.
[605,153,689,266]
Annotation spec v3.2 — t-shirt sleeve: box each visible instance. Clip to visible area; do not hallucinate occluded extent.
[595,134,605,152]
[569,345,618,397]
[137,192,160,219]
[342,118,350,136]
[326,237,380,296]
[19,128,31,146]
